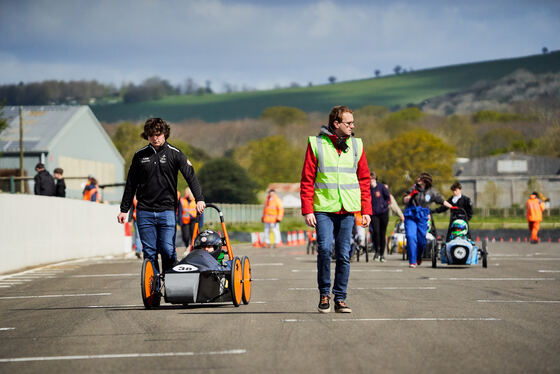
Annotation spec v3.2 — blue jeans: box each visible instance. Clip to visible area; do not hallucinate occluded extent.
[133,221,143,254]
[404,206,430,265]
[137,209,177,273]
[315,212,354,302]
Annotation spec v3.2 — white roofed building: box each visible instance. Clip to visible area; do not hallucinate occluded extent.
[0,106,124,201]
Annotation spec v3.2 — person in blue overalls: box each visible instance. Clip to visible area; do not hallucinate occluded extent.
[402,172,452,268]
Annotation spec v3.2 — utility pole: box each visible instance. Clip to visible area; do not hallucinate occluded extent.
[19,106,24,193]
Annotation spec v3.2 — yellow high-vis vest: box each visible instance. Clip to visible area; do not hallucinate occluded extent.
[309,135,362,212]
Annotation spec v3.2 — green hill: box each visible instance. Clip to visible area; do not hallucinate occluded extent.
[91,51,560,123]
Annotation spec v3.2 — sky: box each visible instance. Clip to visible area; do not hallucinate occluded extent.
[1,0,559,92]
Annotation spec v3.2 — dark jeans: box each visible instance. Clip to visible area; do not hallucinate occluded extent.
[137,209,177,273]
[181,222,195,248]
[369,211,389,256]
[315,212,354,302]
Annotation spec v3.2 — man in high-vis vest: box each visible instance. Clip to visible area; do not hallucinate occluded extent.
[300,105,372,314]
[262,189,284,248]
[526,191,546,244]
[178,188,198,251]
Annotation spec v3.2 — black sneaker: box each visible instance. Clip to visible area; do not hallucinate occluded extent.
[318,295,331,313]
[334,300,352,313]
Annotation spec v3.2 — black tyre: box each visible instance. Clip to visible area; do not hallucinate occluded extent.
[432,243,438,268]
[141,258,161,309]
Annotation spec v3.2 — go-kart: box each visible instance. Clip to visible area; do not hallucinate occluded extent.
[140,203,252,309]
[431,208,488,268]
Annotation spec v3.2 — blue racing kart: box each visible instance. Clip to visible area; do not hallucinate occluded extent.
[431,208,488,268]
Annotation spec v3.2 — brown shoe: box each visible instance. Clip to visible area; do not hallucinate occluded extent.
[318,295,331,313]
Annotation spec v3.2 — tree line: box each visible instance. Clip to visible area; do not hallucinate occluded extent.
[109,102,559,205]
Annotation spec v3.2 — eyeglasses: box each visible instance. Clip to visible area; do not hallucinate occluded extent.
[339,121,355,127]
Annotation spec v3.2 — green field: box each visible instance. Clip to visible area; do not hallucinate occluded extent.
[92,52,560,123]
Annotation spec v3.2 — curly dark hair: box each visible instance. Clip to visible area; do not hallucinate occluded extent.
[141,117,170,140]
[418,172,432,189]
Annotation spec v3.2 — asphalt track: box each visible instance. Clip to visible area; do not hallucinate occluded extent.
[1,241,559,373]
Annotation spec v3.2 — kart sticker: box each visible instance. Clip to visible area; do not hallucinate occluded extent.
[425,194,431,202]
[172,264,199,272]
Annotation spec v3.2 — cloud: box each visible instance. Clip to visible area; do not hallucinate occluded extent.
[0,0,558,89]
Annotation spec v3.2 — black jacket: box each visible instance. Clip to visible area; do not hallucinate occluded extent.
[433,195,473,221]
[34,170,56,196]
[120,142,204,213]
[55,179,66,197]
[403,184,444,209]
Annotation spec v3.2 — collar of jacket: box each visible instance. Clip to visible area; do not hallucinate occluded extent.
[318,125,350,151]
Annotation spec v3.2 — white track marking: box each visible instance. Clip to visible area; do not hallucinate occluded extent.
[496,258,560,261]
[252,278,279,281]
[288,287,436,290]
[428,277,555,281]
[538,270,560,273]
[0,349,247,363]
[66,274,136,278]
[0,293,111,300]
[251,263,284,266]
[283,318,501,322]
[477,300,560,303]
[292,269,403,273]
[0,328,15,331]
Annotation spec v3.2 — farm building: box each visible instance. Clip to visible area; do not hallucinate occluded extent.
[0,106,124,201]
[455,153,560,208]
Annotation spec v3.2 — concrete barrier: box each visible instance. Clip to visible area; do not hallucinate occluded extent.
[0,194,124,274]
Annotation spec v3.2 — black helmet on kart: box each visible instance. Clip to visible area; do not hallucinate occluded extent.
[193,230,222,251]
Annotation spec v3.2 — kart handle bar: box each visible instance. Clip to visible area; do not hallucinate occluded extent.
[189,203,234,260]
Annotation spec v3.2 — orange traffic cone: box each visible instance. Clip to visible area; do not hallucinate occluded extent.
[298,230,305,245]
[252,232,262,248]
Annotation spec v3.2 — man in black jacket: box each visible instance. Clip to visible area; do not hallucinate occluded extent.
[33,163,55,196]
[433,181,473,241]
[53,168,66,197]
[117,118,206,272]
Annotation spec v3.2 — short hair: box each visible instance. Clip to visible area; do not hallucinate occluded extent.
[370,171,377,180]
[328,105,353,129]
[35,163,45,170]
[418,172,432,189]
[54,168,63,175]
[450,181,462,191]
[268,189,276,193]
[141,117,170,140]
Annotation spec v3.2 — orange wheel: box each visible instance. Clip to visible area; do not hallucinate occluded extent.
[230,257,242,307]
[141,259,160,309]
[241,256,252,305]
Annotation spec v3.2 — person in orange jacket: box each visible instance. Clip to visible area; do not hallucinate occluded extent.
[262,189,284,248]
[178,188,198,252]
[83,175,99,202]
[526,191,546,244]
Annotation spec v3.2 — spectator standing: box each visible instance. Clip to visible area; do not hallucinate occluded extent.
[178,188,197,252]
[433,182,473,241]
[83,175,99,202]
[117,118,205,273]
[300,105,372,313]
[53,168,66,197]
[33,163,55,196]
[369,172,391,262]
[402,172,452,268]
[262,189,284,248]
[526,191,546,244]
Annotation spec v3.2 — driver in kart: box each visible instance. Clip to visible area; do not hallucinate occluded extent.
[432,181,473,241]
[117,118,206,273]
